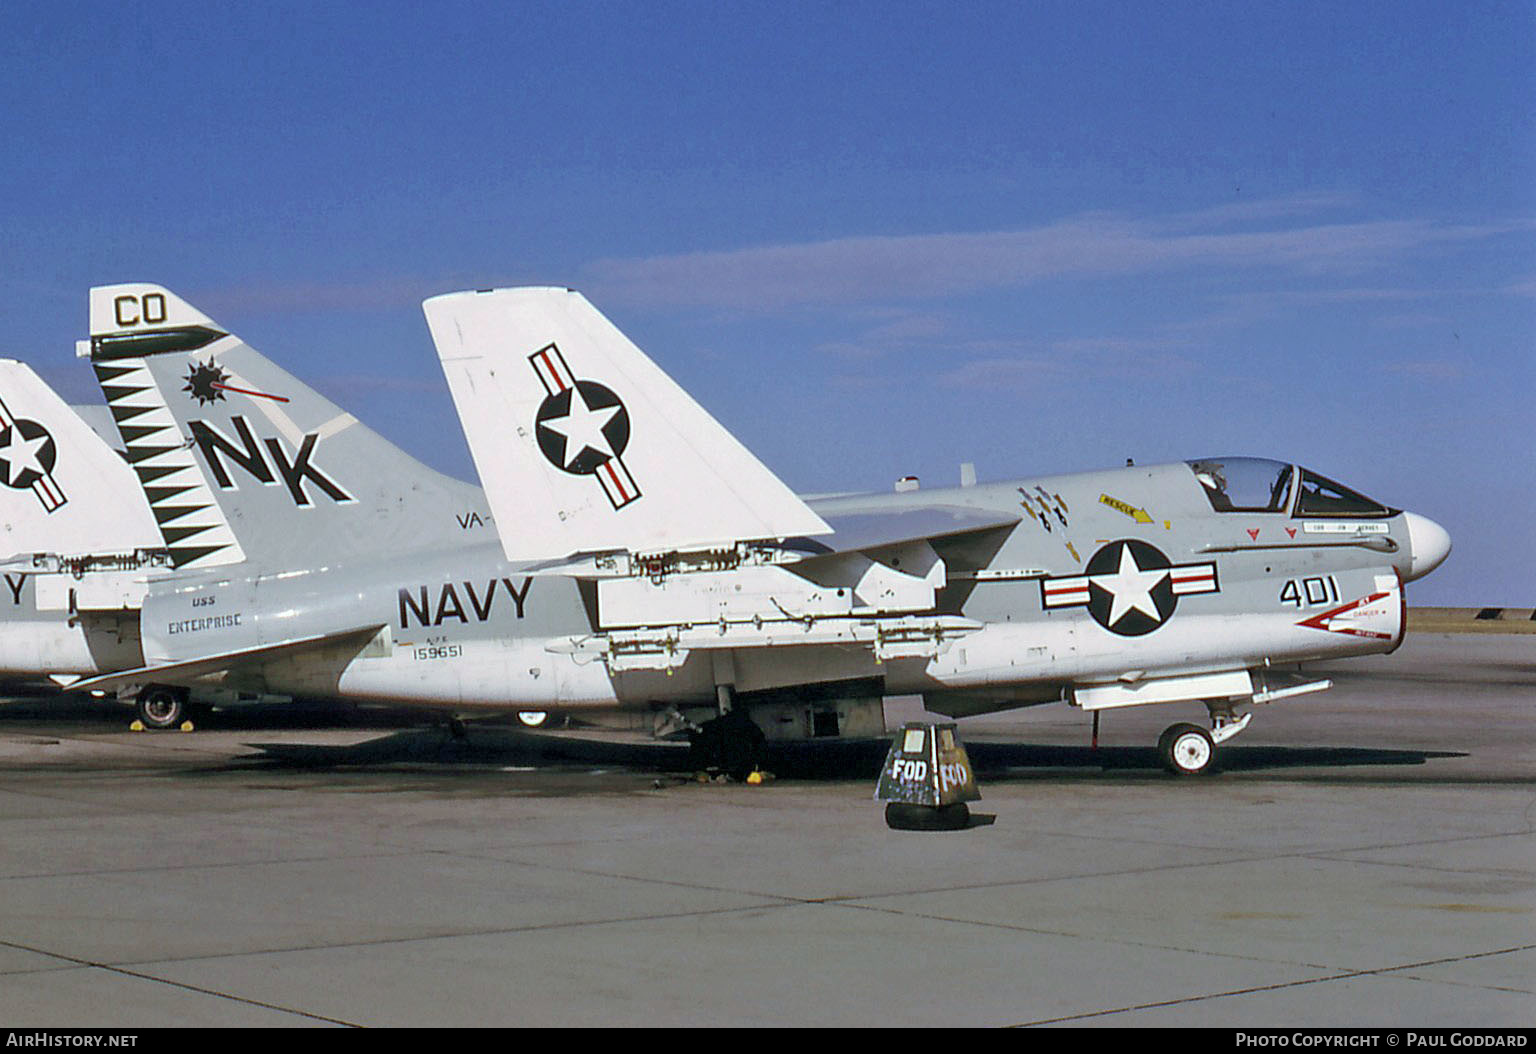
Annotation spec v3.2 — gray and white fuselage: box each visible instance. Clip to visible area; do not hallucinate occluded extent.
[130,459,1446,720]
[8,282,1448,767]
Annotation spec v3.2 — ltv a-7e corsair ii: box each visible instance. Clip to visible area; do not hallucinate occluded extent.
[63,283,1449,775]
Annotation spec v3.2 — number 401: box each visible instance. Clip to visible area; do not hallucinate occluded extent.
[1280,576,1340,608]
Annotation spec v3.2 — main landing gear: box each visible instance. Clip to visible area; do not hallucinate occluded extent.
[1157,703,1252,776]
[687,707,766,781]
[135,685,189,731]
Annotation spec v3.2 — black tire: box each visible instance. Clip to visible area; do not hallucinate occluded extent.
[1159,722,1216,776]
[687,709,766,780]
[136,687,187,730]
[885,802,971,831]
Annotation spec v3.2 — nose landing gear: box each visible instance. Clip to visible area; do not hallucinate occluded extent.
[1158,723,1215,775]
[1158,703,1252,776]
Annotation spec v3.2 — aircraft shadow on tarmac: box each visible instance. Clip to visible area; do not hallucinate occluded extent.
[0,696,1463,780]
[244,727,1463,781]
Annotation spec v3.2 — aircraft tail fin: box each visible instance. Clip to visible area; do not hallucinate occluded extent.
[85,284,493,570]
[423,287,830,561]
[0,360,163,561]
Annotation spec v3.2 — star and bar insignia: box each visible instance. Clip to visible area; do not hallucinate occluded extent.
[1040,539,1218,636]
[0,397,65,513]
[529,343,641,510]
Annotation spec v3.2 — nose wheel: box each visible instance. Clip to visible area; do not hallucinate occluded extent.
[1158,723,1215,776]
[1157,706,1250,776]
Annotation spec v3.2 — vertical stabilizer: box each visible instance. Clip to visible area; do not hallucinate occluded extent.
[86,283,492,570]
[424,287,830,561]
[0,360,162,561]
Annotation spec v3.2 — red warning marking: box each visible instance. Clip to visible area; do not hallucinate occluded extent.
[1247,528,1260,540]
[1285,527,1297,539]
[1296,592,1395,640]
[212,382,290,403]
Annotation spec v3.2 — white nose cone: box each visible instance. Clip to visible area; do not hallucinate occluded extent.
[1402,512,1451,581]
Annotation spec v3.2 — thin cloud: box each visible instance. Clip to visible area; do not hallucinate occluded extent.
[938,356,1069,391]
[1386,360,1468,381]
[812,310,953,359]
[1503,274,1536,298]
[583,205,1520,311]
[1158,192,1361,230]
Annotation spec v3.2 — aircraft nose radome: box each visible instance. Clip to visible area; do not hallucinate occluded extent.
[1402,512,1451,582]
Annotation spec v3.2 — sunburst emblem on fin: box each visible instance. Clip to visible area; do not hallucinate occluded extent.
[183,362,228,405]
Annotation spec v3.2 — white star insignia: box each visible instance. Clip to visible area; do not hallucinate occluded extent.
[541,387,622,470]
[1,429,51,486]
[1094,543,1169,626]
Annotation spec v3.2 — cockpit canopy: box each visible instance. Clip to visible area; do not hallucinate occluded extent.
[1187,457,1396,518]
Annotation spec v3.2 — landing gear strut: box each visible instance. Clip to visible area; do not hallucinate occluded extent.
[1157,700,1252,776]
[687,708,765,781]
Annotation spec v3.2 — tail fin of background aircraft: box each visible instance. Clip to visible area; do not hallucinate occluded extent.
[0,360,162,561]
[423,287,830,562]
[85,283,493,570]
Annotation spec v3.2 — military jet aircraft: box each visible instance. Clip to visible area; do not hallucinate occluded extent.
[68,283,1450,775]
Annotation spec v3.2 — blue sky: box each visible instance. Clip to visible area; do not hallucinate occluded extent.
[1,2,1531,604]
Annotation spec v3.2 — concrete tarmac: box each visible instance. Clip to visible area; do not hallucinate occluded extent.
[0,631,1530,1027]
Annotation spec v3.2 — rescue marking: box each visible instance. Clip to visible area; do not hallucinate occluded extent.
[1099,493,1153,524]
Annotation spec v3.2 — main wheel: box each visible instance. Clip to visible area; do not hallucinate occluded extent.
[136,687,187,731]
[1159,723,1216,776]
[687,709,766,781]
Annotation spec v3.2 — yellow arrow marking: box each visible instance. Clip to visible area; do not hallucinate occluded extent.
[1099,493,1154,524]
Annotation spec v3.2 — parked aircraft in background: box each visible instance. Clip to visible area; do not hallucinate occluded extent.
[0,359,166,692]
[55,283,1448,774]
[0,360,303,726]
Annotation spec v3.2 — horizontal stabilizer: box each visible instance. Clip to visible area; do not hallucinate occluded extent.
[424,287,831,561]
[67,623,384,694]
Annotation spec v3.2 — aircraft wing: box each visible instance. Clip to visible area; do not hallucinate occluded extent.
[66,623,385,694]
[513,504,1022,577]
[792,505,1021,555]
